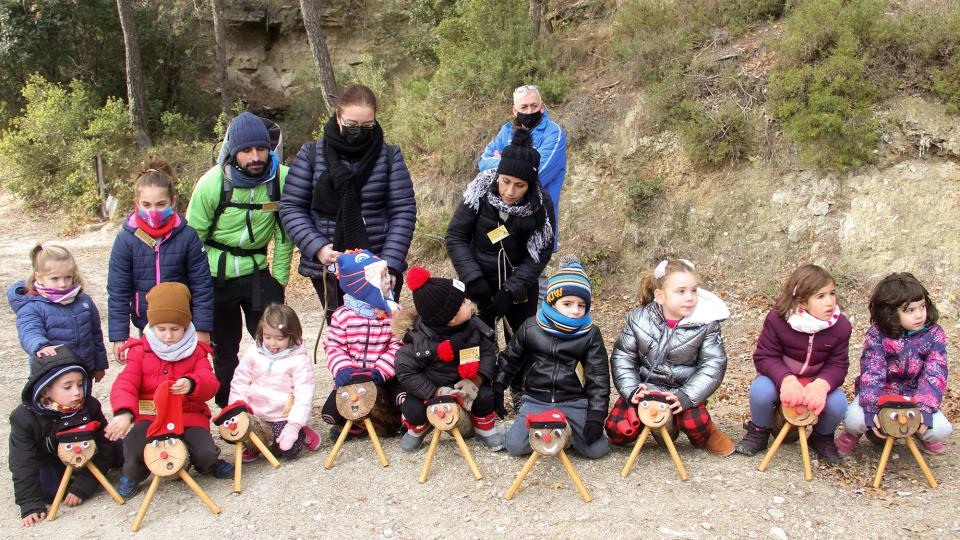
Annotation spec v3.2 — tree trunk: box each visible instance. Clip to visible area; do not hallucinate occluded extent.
[529,0,544,37]
[299,0,338,113]
[116,0,152,149]
[211,0,232,116]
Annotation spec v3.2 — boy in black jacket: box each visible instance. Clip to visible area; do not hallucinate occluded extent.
[495,256,611,458]
[9,349,115,526]
[394,266,503,452]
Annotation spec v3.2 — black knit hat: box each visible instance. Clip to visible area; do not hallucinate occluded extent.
[496,128,540,185]
[407,266,466,327]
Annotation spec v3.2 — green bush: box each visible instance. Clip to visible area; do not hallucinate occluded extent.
[626,174,664,223]
[679,101,753,166]
[931,54,960,114]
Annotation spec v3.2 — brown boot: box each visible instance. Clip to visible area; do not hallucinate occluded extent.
[705,427,736,457]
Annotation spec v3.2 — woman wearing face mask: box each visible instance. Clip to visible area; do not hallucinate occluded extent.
[281,85,416,321]
[107,156,214,364]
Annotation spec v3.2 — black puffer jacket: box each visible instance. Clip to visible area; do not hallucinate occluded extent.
[9,357,114,518]
[495,318,610,417]
[395,317,496,401]
[445,169,555,299]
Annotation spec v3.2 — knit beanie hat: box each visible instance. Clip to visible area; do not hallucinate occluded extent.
[227,112,271,160]
[407,266,466,327]
[146,282,192,327]
[544,255,592,310]
[337,249,393,315]
[496,128,540,185]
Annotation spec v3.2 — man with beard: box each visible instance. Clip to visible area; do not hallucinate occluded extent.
[187,112,292,407]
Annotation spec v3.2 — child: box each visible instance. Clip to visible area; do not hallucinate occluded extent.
[107,156,214,363]
[735,264,851,464]
[9,348,115,527]
[8,244,108,380]
[607,259,735,456]
[229,303,320,459]
[321,250,403,439]
[104,282,232,499]
[496,256,611,459]
[394,266,503,452]
[837,272,952,455]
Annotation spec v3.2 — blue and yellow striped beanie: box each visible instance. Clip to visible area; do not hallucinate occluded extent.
[544,256,592,309]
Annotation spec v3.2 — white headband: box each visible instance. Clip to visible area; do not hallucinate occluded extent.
[653,259,695,279]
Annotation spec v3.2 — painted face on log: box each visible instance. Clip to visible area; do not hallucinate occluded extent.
[218,413,250,442]
[529,425,571,457]
[783,404,818,427]
[426,396,462,431]
[336,381,378,420]
[57,439,96,468]
[636,393,673,428]
[144,437,188,477]
[879,405,922,438]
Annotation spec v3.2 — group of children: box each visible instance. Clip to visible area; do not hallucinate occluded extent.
[6,160,953,524]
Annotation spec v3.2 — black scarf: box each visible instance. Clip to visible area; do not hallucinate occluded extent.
[311,115,384,251]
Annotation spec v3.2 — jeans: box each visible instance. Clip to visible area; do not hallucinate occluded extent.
[748,375,847,435]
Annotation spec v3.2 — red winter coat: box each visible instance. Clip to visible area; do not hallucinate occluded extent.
[110,337,219,428]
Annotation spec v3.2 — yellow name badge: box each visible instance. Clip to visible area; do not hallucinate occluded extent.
[486,225,510,244]
[138,400,156,415]
[260,201,279,212]
[459,346,480,362]
[134,228,156,247]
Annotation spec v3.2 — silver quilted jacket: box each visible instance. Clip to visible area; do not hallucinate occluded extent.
[610,289,730,409]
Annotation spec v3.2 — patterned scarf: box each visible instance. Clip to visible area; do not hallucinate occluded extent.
[787,305,841,334]
[133,209,179,238]
[34,284,81,305]
[536,301,593,339]
[145,323,198,361]
[42,397,84,414]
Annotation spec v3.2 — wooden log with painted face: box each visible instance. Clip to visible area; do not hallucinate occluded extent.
[324,372,390,469]
[621,392,688,481]
[213,401,281,490]
[418,395,481,483]
[757,404,817,481]
[872,395,938,489]
[505,410,591,502]
[49,420,124,521]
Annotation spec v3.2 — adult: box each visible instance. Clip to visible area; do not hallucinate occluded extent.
[445,128,555,337]
[187,112,292,407]
[280,84,416,318]
[477,84,566,252]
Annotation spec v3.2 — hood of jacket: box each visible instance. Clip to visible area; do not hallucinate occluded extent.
[21,355,92,416]
[7,279,42,313]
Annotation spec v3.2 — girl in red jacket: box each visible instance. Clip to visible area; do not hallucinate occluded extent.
[104,282,232,500]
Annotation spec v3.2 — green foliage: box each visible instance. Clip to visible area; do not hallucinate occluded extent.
[931,53,960,114]
[379,77,441,163]
[160,111,202,142]
[679,101,753,166]
[404,0,458,66]
[626,173,665,223]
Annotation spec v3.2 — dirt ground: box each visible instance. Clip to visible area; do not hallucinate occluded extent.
[0,193,958,540]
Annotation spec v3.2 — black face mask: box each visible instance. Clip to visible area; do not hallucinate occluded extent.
[341,125,375,145]
[515,110,543,129]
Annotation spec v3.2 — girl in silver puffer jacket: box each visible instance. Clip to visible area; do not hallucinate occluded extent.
[606,259,736,456]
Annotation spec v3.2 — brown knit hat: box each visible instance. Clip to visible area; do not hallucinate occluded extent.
[146,282,192,327]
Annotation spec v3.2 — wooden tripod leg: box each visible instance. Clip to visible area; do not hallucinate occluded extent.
[418,429,443,484]
[248,432,280,469]
[872,436,895,489]
[558,450,592,502]
[324,420,353,470]
[797,428,813,481]
[233,442,243,493]
[758,423,792,472]
[505,453,540,500]
[131,476,161,532]
[364,418,389,468]
[620,426,652,478]
[451,428,483,480]
[86,461,124,505]
[905,436,938,489]
[659,426,689,481]
[178,469,220,515]
[47,466,73,521]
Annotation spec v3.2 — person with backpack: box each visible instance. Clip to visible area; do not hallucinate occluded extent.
[187,112,292,407]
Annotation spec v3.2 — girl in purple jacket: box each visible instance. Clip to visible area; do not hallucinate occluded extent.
[837,273,951,456]
[735,264,851,464]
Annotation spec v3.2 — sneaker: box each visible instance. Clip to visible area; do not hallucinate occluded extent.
[212,459,235,479]
[302,425,322,451]
[807,431,840,466]
[835,430,860,457]
[400,426,432,452]
[705,427,735,457]
[735,421,771,456]
[242,448,259,463]
[920,439,947,455]
[475,428,504,452]
[116,476,141,501]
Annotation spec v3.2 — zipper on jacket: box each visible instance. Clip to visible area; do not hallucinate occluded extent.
[154,242,162,284]
[362,324,372,370]
[799,334,815,375]
[135,293,140,318]
[550,340,559,402]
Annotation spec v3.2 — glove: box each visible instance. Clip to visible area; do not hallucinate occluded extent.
[779,375,804,407]
[435,386,457,397]
[334,367,359,387]
[583,411,607,444]
[277,422,302,451]
[801,378,830,415]
[484,289,513,318]
[371,370,386,385]
[466,279,493,305]
[454,378,479,411]
[493,383,507,419]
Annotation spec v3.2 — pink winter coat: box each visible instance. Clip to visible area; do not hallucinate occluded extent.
[228,343,315,425]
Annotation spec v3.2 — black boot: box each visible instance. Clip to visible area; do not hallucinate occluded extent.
[735,421,771,456]
[807,431,840,465]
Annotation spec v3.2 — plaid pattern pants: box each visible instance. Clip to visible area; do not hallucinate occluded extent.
[604,396,715,447]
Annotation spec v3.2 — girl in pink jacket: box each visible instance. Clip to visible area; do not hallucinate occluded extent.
[229,304,318,460]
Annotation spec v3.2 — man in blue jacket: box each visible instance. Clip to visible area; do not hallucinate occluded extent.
[477,84,567,253]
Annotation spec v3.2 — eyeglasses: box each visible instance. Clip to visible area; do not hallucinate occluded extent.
[514,84,540,96]
[339,119,376,129]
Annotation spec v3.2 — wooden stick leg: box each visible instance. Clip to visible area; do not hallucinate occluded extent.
[620,426,651,478]
[451,428,483,480]
[324,420,353,470]
[418,429,443,484]
[364,418,389,468]
[505,453,540,500]
[659,426,689,481]
[86,462,124,505]
[248,432,280,469]
[872,436,895,489]
[233,442,243,493]
[558,450,592,502]
[797,428,813,481]
[178,469,220,515]
[906,436,938,489]
[47,466,73,521]
[131,476,161,532]
[758,423,792,472]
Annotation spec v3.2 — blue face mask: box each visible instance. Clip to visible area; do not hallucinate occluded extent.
[137,207,175,228]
